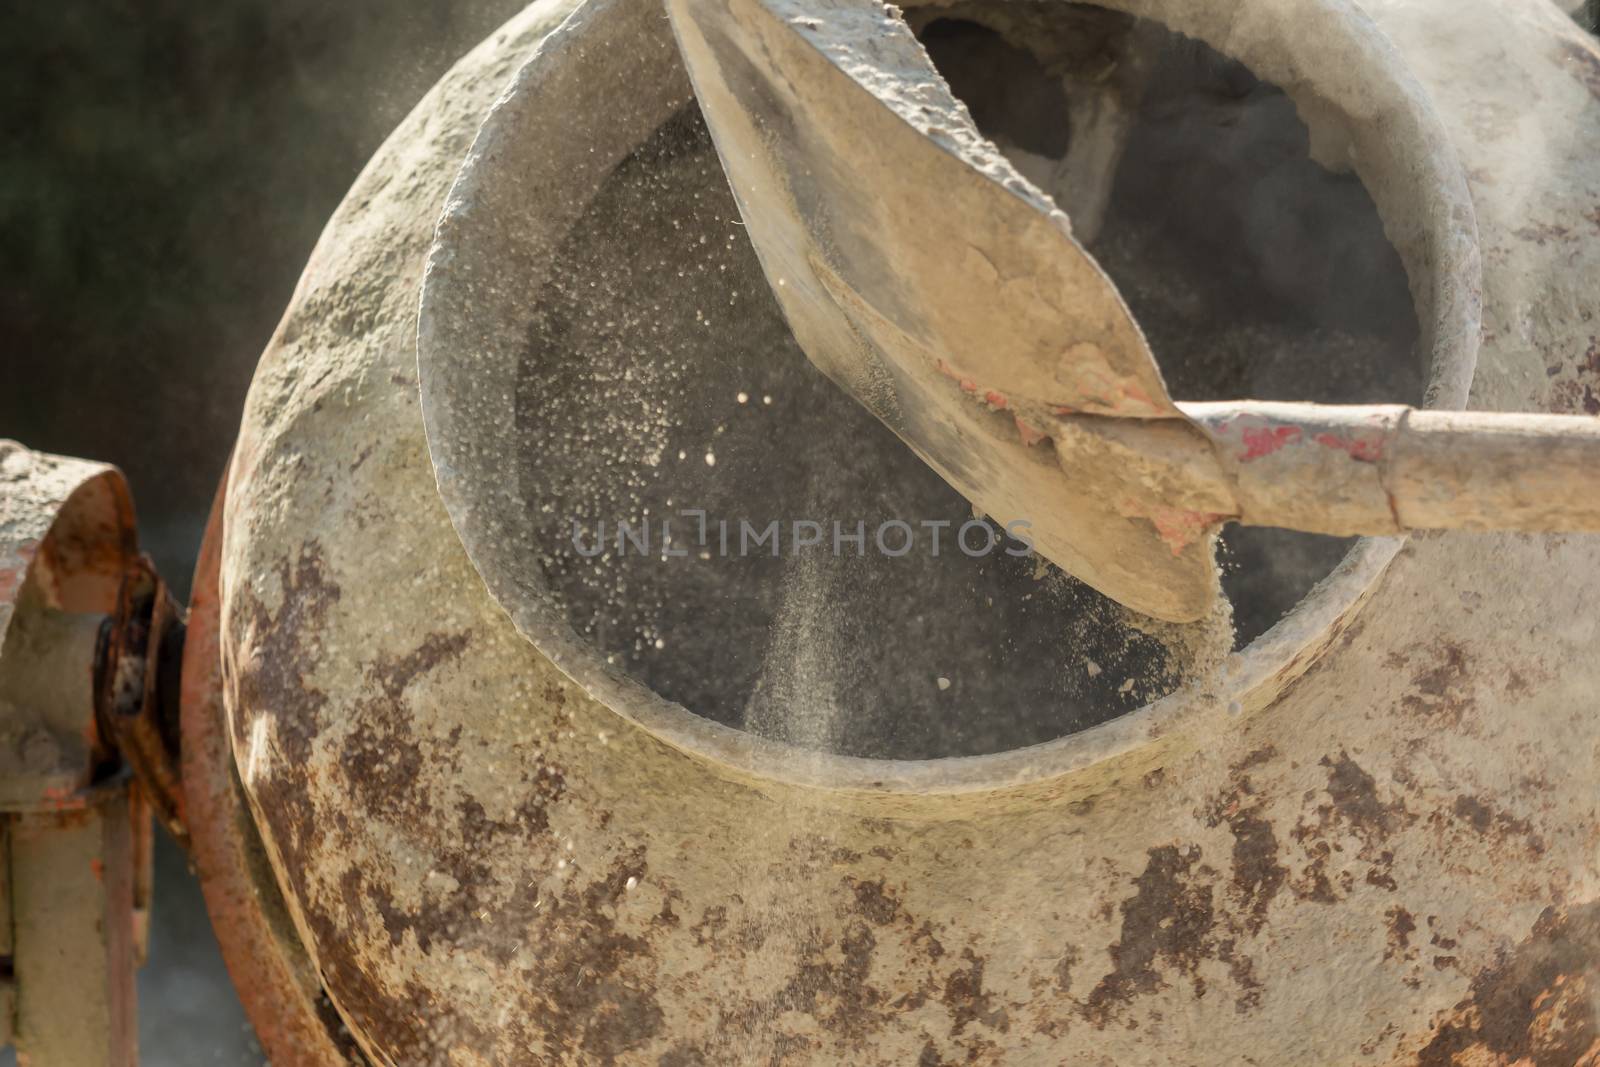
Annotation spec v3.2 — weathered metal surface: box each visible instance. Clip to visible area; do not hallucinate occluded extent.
[1,443,135,661]
[221,1,1600,1065]
[0,441,146,1066]
[181,472,362,1066]
[7,785,140,1067]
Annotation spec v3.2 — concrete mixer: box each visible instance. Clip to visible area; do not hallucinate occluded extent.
[4,0,1600,1062]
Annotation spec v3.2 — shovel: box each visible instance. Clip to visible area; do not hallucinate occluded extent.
[663,0,1600,623]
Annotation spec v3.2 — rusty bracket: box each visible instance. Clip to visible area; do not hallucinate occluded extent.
[96,556,188,850]
[1,440,153,1065]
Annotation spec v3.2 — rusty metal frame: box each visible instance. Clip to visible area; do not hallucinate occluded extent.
[0,443,147,1065]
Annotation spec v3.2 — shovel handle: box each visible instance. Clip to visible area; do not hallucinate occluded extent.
[1181,402,1600,535]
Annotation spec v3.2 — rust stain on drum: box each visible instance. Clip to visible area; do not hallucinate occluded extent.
[343,631,471,825]
[234,542,342,772]
[1407,902,1600,1066]
[233,542,342,889]
[1084,845,1245,1024]
[238,565,669,1062]
[1204,746,1289,935]
[181,481,357,1064]
[1289,752,1411,904]
[1444,795,1547,857]
[1399,643,1477,727]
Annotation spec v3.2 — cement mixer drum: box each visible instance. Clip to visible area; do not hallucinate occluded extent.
[201,0,1600,1062]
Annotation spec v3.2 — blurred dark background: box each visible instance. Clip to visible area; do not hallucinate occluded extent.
[1,0,523,1061]
[2,0,524,591]
[0,0,1595,1063]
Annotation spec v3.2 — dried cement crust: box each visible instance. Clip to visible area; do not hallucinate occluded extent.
[222,0,1600,1063]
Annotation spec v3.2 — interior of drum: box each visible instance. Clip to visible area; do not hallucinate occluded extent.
[511,5,1422,760]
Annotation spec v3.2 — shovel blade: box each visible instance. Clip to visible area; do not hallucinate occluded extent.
[665,0,1222,622]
